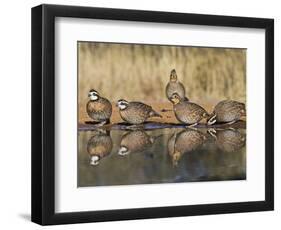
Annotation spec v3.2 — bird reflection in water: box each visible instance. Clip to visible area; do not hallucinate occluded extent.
[79,127,246,186]
[168,129,207,166]
[208,128,246,152]
[87,129,113,165]
[118,130,161,156]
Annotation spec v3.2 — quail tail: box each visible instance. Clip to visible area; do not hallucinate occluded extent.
[149,110,162,118]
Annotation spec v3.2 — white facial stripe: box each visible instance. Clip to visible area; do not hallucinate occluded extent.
[90,94,98,101]
[117,100,128,110]
[119,104,127,110]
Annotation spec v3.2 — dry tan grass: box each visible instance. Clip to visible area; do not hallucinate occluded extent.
[78,42,246,122]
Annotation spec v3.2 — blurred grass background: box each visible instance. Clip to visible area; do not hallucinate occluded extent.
[78,42,246,122]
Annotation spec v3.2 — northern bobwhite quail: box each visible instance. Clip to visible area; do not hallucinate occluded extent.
[86,89,112,126]
[207,100,246,125]
[116,99,162,125]
[87,129,113,165]
[166,69,186,101]
[170,93,209,127]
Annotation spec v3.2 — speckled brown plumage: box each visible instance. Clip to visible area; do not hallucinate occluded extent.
[166,69,186,101]
[119,102,161,125]
[173,100,209,125]
[166,82,186,101]
[209,100,246,124]
[87,97,112,122]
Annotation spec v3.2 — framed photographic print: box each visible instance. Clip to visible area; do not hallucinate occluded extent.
[31,4,274,225]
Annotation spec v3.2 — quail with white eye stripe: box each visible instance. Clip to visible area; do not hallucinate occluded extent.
[116,99,162,125]
[86,89,112,126]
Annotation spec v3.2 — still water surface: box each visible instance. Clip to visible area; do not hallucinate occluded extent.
[78,128,246,187]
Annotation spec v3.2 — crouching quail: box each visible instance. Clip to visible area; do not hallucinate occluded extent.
[207,100,246,125]
[170,93,210,127]
[116,99,162,125]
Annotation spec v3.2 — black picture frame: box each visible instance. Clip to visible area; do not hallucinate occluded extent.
[31,4,274,225]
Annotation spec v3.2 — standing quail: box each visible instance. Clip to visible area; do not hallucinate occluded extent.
[207,100,246,125]
[86,89,112,126]
[166,69,186,101]
[170,93,209,127]
[116,99,162,125]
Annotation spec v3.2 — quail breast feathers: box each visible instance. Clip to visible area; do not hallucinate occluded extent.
[86,90,112,123]
[166,69,186,101]
[170,93,209,125]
